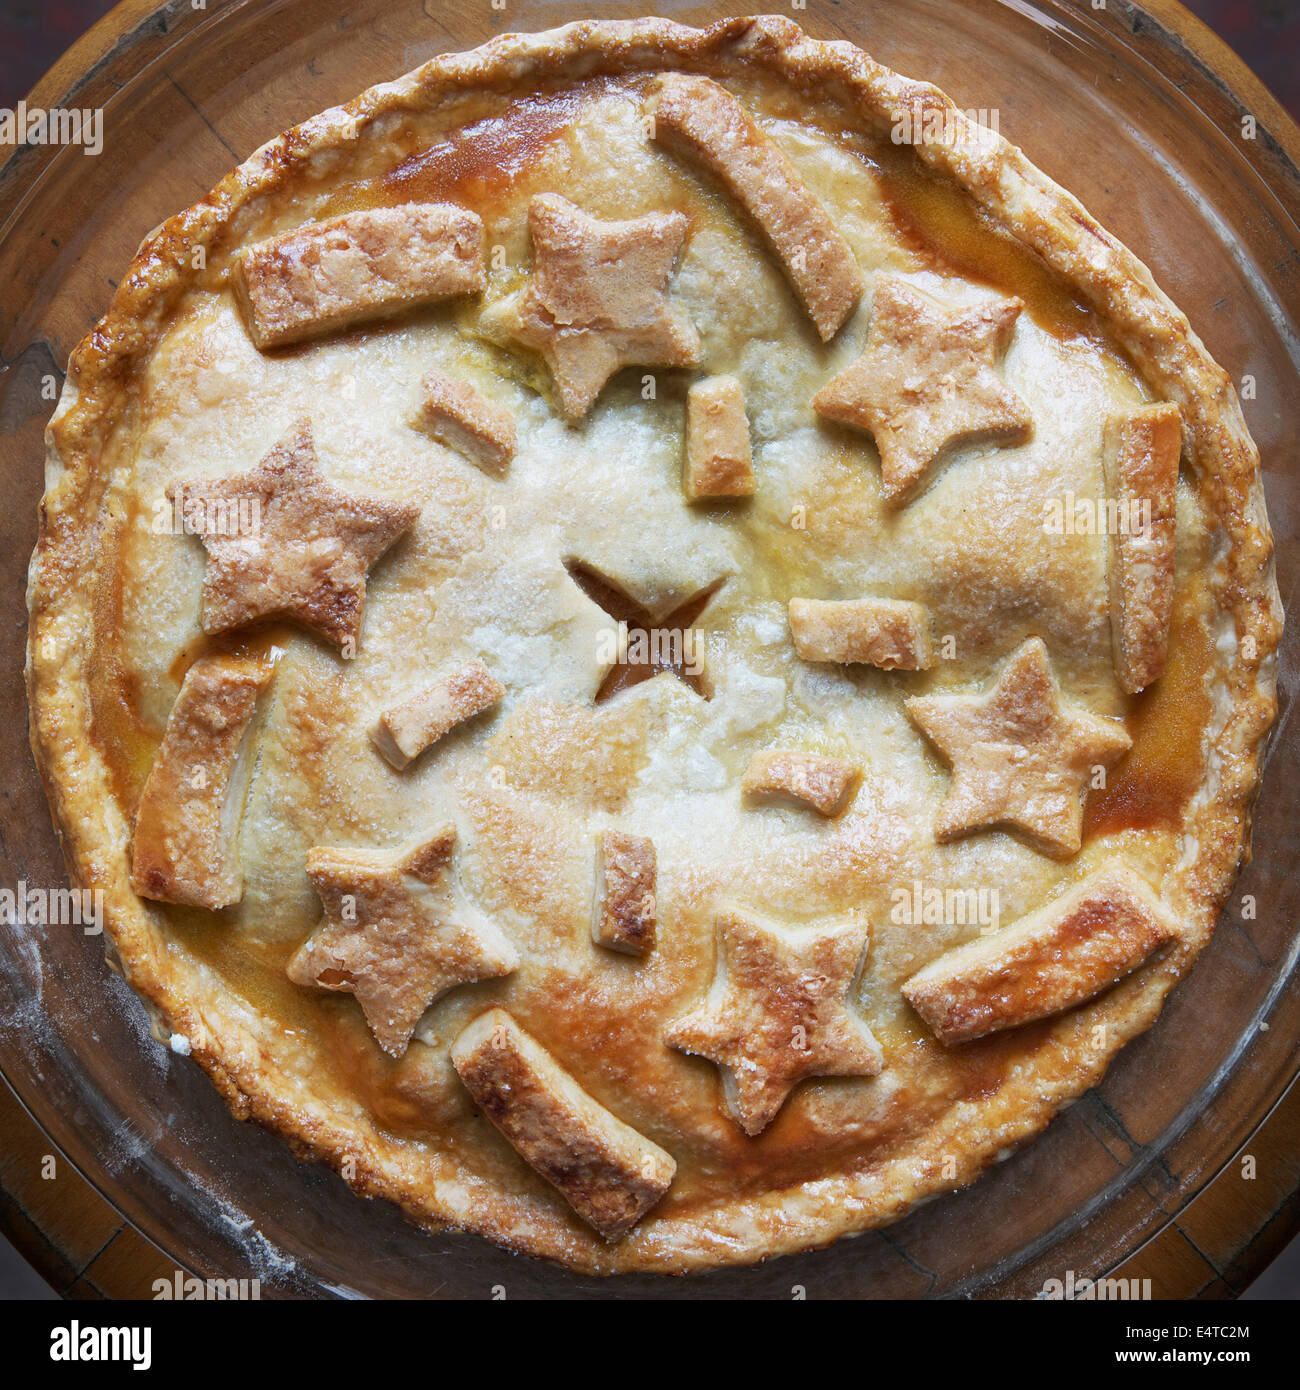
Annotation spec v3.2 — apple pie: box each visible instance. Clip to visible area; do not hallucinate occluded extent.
[26,16,1281,1275]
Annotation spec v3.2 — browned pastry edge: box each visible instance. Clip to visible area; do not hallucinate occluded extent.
[26,15,1281,1275]
[901,863,1181,1044]
[450,1007,676,1239]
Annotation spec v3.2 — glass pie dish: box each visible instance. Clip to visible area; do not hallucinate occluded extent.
[1,0,1297,1297]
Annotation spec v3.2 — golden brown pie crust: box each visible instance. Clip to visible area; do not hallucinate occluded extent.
[26,17,1281,1275]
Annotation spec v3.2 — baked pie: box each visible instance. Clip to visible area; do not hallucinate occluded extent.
[26,16,1281,1275]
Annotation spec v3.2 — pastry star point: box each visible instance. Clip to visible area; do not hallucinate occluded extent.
[288,825,518,1057]
[665,907,881,1136]
[906,637,1132,858]
[813,274,1033,504]
[506,193,701,418]
[172,418,419,651]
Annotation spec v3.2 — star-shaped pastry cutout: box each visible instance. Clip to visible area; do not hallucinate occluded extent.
[503,193,701,418]
[812,274,1033,504]
[170,418,419,651]
[665,907,881,1136]
[287,825,518,1058]
[906,638,1132,858]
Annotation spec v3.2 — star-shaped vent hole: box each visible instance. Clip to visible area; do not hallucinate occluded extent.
[564,560,723,703]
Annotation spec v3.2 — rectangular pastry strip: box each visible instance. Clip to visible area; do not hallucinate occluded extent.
[451,1008,676,1241]
[592,831,657,954]
[685,376,755,500]
[648,74,863,340]
[789,596,935,669]
[902,863,1180,1044]
[742,750,859,816]
[131,652,275,909]
[371,659,504,770]
[414,370,516,472]
[233,202,485,350]
[1103,403,1181,694]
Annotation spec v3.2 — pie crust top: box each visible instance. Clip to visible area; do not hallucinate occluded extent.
[26,17,1281,1276]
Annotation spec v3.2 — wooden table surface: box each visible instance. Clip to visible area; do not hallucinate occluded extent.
[5,1063,1298,1299]
[2,0,1299,1299]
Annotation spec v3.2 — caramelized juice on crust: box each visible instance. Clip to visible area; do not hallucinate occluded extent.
[864,142,1127,363]
[378,79,621,210]
[161,910,335,1040]
[167,624,294,686]
[1084,591,1214,837]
